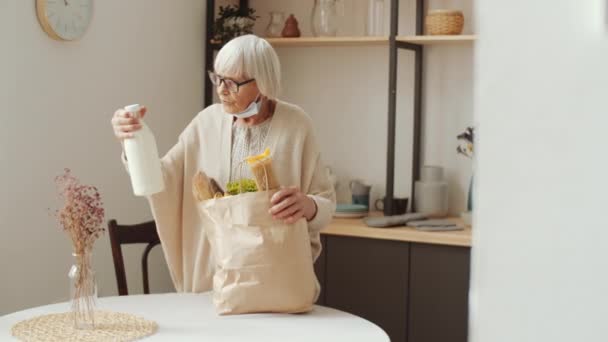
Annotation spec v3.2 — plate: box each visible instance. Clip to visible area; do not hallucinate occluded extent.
[333,211,368,218]
[336,204,368,213]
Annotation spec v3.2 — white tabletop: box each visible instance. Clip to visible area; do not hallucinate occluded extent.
[1,292,389,341]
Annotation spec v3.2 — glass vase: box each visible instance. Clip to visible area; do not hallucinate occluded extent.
[467,173,474,212]
[68,251,98,329]
[311,0,344,37]
[366,0,385,36]
[265,11,285,38]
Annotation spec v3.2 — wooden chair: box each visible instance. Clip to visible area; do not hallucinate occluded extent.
[107,219,161,295]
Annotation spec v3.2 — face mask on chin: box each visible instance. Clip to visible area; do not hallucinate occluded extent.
[223,94,262,119]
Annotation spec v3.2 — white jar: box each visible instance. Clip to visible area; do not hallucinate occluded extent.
[414,166,448,217]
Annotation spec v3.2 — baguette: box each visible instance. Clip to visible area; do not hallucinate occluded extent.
[192,171,214,202]
[209,178,224,196]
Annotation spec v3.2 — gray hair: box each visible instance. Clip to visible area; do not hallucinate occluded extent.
[214,35,282,100]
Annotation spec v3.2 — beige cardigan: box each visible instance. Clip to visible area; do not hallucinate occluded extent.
[122,100,336,292]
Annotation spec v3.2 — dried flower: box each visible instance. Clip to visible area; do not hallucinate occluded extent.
[50,168,105,328]
[51,168,105,254]
[457,126,474,159]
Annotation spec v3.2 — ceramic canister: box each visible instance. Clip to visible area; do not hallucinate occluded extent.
[414,166,448,217]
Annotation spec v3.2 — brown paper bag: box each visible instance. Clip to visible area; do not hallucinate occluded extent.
[198,189,320,315]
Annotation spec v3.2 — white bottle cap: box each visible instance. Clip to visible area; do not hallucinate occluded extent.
[124,104,142,119]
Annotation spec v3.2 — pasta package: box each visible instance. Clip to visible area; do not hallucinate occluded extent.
[246,148,280,191]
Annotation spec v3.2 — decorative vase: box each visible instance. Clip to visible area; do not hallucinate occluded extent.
[265,11,285,38]
[311,0,342,37]
[282,14,301,37]
[68,251,98,329]
[467,173,474,212]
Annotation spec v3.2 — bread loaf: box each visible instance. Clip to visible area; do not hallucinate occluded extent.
[192,171,214,202]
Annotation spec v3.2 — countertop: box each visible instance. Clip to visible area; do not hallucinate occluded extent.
[321,213,472,247]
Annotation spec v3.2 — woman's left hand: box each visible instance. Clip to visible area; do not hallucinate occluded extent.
[269,186,317,224]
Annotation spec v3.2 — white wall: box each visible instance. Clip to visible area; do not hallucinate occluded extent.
[0,0,205,315]
[470,0,608,341]
[244,0,474,213]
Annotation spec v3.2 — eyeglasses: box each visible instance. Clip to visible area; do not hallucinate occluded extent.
[208,71,255,93]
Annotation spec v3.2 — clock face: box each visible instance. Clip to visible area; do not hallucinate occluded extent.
[37,0,93,41]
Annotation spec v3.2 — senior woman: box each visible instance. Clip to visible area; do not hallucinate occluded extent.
[110,34,336,293]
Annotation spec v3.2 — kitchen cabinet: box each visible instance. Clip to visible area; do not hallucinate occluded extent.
[407,243,471,342]
[318,218,471,342]
[325,236,410,342]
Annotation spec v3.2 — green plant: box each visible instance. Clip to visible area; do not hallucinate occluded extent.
[212,5,258,44]
[226,178,258,196]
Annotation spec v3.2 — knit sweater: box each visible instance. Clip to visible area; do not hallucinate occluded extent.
[229,117,271,182]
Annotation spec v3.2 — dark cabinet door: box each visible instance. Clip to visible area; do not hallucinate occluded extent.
[325,236,410,342]
[408,243,471,342]
[314,235,327,305]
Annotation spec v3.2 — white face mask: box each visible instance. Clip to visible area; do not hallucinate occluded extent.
[223,94,262,119]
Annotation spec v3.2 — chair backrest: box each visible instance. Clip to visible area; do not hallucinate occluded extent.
[107,219,161,296]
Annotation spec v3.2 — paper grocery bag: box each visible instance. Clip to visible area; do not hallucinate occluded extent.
[198,190,320,315]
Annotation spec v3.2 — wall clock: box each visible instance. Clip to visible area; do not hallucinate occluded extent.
[36,0,93,41]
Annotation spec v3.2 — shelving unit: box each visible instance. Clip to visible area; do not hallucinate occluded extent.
[204,0,474,215]
[382,0,476,214]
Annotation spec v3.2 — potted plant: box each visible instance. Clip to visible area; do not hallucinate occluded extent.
[211,5,258,45]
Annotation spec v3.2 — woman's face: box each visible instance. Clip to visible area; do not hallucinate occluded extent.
[215,73,260,114]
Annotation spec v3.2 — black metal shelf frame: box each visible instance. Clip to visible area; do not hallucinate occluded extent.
[385,0,424,215]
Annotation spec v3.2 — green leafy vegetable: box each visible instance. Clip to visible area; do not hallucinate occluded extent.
[226,178,258,195]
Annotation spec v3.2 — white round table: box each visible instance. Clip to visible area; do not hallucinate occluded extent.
[0,292,389,341]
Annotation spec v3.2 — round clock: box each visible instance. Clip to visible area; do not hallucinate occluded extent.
[36,0,94,41]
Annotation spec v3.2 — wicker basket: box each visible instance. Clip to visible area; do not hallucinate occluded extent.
[425,10,464,35]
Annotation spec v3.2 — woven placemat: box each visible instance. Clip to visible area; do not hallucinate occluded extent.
[11,311,158,342]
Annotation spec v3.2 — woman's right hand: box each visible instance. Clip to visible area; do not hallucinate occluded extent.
[111,106,147,140]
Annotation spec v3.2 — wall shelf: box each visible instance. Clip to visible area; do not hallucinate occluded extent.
[396,35,476,45]
[265,36,388,47]
[212,35,475,49]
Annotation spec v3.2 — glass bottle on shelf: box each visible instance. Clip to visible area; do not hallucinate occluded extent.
[311,0,344,37]
[367,0,385,36]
